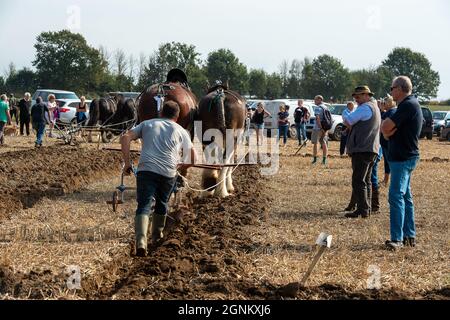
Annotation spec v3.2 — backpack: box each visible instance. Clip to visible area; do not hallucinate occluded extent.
[319,106,333,131]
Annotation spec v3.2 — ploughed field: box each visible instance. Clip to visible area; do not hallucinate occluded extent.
[0,135,449,299]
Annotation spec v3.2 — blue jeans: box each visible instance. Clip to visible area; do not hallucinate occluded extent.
[33,121,46,145]
[136,171,177,217]
[295,122,307,143]
[278,125,288,145]
[381,146,390,174]
[371,148,383,188]
[388,157,419,242]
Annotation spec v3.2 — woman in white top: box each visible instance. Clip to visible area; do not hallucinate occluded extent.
[46,94,57,137]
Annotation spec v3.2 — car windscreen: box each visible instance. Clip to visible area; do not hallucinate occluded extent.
[329,105,346,115]
[55,93,79,100]
[433,112,446,120]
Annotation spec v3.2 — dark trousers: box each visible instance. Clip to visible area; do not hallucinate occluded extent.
[10,107,19,125]
[20,118,30,136]
[0,121,5,144]
[351,152,377,214]
[340,133,348,156]
[136,171,177,217]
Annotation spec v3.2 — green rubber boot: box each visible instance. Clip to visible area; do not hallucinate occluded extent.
[135,215,150,257]
[152,214,167,243]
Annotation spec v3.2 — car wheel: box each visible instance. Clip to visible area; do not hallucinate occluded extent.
[332,125,344,141]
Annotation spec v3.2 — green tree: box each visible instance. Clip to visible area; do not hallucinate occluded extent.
[286,59,303,98]
[33,30,107,94]
[0,76,5,93]
[138,42,202,89]
[248,69,267,98]
[351,66,393,98]
[4,68,38,94]
[381,47,440,100]
[205,49,248,94]
[300,55,352,101]
[265,73,283,99]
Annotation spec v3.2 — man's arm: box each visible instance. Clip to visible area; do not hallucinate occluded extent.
[381,118,397,139]
[120,130,140,174]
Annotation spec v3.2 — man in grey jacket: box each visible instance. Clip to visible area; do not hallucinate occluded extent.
[344,86,381,218]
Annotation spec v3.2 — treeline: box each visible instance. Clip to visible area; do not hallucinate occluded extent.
[0,30,442,102]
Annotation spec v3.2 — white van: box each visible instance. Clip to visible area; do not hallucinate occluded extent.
[260,99,316,138]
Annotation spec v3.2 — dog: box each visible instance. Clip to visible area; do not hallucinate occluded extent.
[3,125,19,137]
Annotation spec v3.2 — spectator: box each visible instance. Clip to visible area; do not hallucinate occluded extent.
[311,95,329,165]
[294,99,310,146]
[380,95,397,186]
[31,97,51,148]
[381,76,422,250]
[76,96,88,124]
[340,101,355,156]
[8,93,19,126]
[0,94,12,145]
[369,100,384,213]
[46,94,57,137]
[344,86,381,218]
[251,102,271,146]
[277,104,289,146]
[18,92,32,136]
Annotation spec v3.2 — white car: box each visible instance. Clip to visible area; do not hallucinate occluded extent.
[305,103,345,141]
[58,99,91,125]
[31,89,90,125]
[262,99,318,139]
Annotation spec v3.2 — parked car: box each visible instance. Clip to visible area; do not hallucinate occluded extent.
[108,92,140,101]
[57,99,91,125]
[305,102,344,140]
[31,89,79,106]
[31,89,90,125]
[420,106,433,140]
[440,120,450,141]
[432,111,450,137]
[261,99,316,138]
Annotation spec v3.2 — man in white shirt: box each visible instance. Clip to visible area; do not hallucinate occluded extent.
[121,101,196,257]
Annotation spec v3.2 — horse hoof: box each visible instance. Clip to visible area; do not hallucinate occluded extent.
[200,191,214,198]
[214,189,230,198]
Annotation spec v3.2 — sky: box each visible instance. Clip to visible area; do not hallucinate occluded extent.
[1,0,449,99]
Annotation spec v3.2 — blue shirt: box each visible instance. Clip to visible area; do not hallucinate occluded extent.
[345,103,373,126]
[313,104,328,130]
[342,107,354,123]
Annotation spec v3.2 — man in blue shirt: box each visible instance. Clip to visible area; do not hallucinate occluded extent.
[381,76,422,251]
[344,86,381,218]
[311,95,329,165]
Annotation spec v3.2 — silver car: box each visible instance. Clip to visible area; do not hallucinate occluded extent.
[432,111,450,136]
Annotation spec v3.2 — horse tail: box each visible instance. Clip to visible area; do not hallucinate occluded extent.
[215,94,227,135]
[87,99,99,126]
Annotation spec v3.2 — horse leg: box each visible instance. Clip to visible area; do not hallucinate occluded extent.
[214,151,234,198]
[226,166,235,193]
[201,169,217,198]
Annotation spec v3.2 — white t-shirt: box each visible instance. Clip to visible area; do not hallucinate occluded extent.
[131,118,193,178]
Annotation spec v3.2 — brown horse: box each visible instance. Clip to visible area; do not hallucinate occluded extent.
[137,69,198,180]
[196,83,246,198]
[137,69,198,135]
